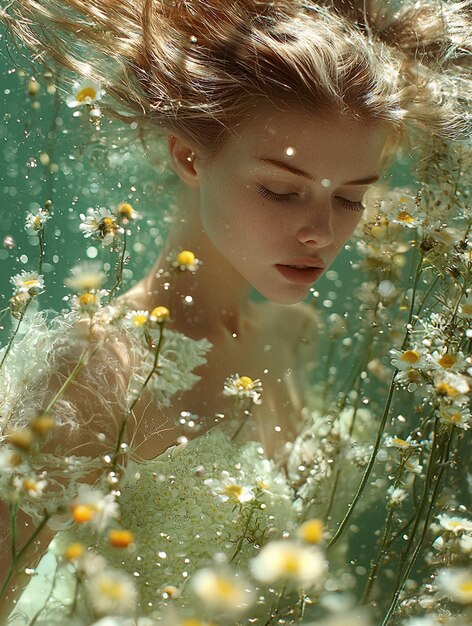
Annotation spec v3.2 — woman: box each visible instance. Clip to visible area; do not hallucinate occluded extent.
[0,1,470,624]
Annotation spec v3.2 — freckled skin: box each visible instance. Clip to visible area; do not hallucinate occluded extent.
[192,105,391,305]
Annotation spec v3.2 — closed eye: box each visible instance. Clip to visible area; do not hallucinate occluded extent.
[259,186,365,212]
[258,186,298,203]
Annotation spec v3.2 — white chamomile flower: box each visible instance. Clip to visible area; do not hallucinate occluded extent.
[125,309,149,330]
[434,371,470,400]
[70,486,119,532]
[10,271,45,296]
[395,367,424,391]
[387,486,408,506]
[65,261,107,292]
[79,207,122,246]
[385,435,418,450]
[390,347,426,371]
[438,405,471,430]
[436,567,472,604]
[223,374,263,405]
[430,349,466,373]
[250,539,327,587]
[191,567,253,613]
[458,294,472,318]
[86,568,137,616]
[66,78,105,108]
[437,514,472,535]
[24,209,50,235]
[13,474,48,498]
[404,458,423,475]
[205,472,255,504]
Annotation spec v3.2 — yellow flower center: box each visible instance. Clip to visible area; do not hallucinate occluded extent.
[33,216,42,229]
[65,543,85,561]
[462,303,472,315]
[458,580,472,594]
[117,202,134,218]
[23,479,39,492]
[76,86,97,103]
[79,292,98,307]
[299,519,324,544]
[30,414,56,437]
[7,428,34,451]
[397,210,414,223]
[281,553,301,575]
[177,250,196,266]
[182,620,205,626]
[215,578,237,600]
[132,314,148,327]
[438,354,457,369]
[150,306,170,322]
[444,412,462,424]
[71,504,96,523]
[401,350,420,364]
[436,382,458,397]
[108,529,134,548]
[392,437,409,448]
[448,521,464,530]
[23,279,39,287]
[98,578,125,600]
[236,376,254,390]
[223,484,244,499]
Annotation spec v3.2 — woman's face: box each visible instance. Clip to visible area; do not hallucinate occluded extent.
[193,106,392,305]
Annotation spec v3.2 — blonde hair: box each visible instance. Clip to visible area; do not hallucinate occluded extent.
[2,0,471,153]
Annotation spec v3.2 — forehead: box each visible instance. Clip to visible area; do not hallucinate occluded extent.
[225,105,392,181]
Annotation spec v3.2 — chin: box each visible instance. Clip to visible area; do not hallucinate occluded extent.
[255,286,310,306]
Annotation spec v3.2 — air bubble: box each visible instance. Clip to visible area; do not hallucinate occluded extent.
[285,147,296,157]
[321,178,331,188]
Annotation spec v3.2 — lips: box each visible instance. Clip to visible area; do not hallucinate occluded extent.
[275,264,325,284]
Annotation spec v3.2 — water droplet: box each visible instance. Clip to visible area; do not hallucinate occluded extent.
[321,178,331,188]
[285,147,296,157]
[190,35,198,43]
[3,235,15,249]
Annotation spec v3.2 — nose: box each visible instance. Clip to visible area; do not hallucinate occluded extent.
[296,204,334,248]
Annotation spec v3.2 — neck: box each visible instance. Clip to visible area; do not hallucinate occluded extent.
[142,185,253,341]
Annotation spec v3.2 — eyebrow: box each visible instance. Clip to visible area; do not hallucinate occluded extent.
[259,158,379,185]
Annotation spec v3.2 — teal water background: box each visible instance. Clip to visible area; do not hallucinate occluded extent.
[0,34,415,344]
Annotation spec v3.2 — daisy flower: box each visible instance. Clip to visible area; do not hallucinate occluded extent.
[429,349,467,373]
[70,486,119,532]
[434,371,470,401]
[249,539,327,587]
[204,472,255,504]
[395,367,424,391]
[65,261,107,292]
[125,309,149,330]
[438,405,471,430]
[437,513,472,535]
[390,347,427,371]
[436,567,472,604]
[385,435,418,450]
[86,568,137,616]
[191,567,253,613]
[10,271,44,296]
[79,207,122,246]
[24,209,50,235]
[459,294,472,318]
[13,474,48,498]
[223,374,263,405]
[66,78,105,108]
[116,202,141,223]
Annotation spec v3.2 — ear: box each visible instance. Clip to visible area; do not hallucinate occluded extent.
[167,133,201,187]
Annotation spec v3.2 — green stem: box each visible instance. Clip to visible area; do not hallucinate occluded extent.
[263,582,288,626]
[381,427,452,625]
[328,367,398,549]
[0,512,50,600]
[111,324,166,473]
[0,301,31,372]
[107,230,128,303]
[230,504,256,564]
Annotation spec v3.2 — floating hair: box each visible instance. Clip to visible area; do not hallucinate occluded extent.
[1,0,470,150]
